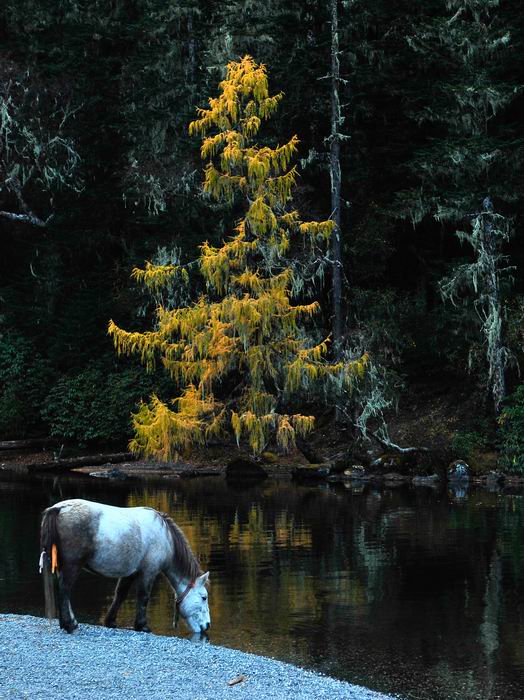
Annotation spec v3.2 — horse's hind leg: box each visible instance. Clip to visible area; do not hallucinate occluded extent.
[57,562,81,633]
[134,572,155,632]
[104,573,137,628]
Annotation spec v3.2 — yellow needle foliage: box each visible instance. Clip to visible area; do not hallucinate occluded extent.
[109,56,366,460]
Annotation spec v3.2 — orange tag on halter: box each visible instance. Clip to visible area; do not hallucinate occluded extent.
[51,544,58,574]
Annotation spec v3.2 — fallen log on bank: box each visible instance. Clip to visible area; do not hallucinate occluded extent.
[292,465,331,480]
[180,467,224,478]
[0,438,59,451]
[26,452,137,474]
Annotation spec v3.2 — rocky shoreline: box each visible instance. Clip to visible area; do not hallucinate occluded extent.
[1,441,524,489]
[0,614,397,700]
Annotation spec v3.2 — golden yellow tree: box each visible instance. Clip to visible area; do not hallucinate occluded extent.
[109,56,366,460]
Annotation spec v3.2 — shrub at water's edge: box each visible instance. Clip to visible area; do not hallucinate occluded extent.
[41,362,158,446]
[498,386,524,473]
[0,334,52,438]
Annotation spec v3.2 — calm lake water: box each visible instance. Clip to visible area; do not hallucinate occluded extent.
[1,473,523,700]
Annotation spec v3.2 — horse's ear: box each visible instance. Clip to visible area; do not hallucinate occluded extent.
[197,571,210,587]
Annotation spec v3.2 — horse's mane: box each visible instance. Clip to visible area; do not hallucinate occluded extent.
[159,513,202,581]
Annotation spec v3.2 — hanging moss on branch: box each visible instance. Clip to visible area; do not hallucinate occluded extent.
[109,56,366,460]
[0,62,82,228]
[440,199,513,414]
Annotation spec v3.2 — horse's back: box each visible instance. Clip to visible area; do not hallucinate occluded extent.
[50,498,158,530]
[46,499,168,578]
[51,498,152,518]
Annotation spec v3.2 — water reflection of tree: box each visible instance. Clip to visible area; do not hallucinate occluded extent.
[124,482,524,696]
[3,476,524,700]
[36,480,524,698]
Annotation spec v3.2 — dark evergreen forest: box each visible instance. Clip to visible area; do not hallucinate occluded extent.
[1,1,523,470]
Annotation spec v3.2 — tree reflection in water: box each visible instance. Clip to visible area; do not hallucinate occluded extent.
[0,477,524,700]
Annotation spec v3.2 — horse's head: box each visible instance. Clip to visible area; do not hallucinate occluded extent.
[176,572,211,634]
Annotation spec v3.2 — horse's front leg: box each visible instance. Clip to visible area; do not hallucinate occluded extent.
[104,573,138,628]
[57,563,80,633]
[134,571,155,632]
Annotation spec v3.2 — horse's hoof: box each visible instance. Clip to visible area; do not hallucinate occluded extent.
[134,624,151,633]
[61,621,78,634]
[104,618,117,628]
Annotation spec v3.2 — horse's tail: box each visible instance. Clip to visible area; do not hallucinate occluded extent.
[40,507,61,619]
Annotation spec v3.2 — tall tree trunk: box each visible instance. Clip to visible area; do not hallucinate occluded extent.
[330,0,343,356]
[187,11,196,88]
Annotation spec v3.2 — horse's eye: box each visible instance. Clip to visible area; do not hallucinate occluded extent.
[202,594,207,601]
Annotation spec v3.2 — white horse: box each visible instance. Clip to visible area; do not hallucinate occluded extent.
[39,498,210,635]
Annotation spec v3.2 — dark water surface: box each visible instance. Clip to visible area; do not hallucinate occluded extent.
[1,473,523,700]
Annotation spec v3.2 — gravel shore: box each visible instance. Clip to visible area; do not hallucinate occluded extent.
[0,614,399,700]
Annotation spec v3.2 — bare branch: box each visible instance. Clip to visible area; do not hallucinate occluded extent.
[366,428,429,454]
[0,210,50,227]
[0,175,52,228]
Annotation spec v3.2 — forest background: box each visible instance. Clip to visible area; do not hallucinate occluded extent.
[1,0,524,471]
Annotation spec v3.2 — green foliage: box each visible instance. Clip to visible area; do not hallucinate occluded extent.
[1,0,524,449]
[41,362,157,445]
[498,386,524,473]
[451,430,488,460]
[0,334,52,438]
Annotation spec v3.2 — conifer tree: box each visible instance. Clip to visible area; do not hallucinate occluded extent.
[109,56,366,460]
[397,0,520,224]
[396,0,522,411]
